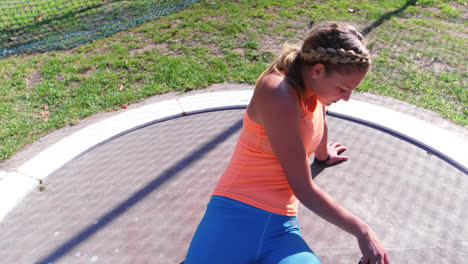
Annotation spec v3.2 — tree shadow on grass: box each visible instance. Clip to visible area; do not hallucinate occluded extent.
[361,0,418,36]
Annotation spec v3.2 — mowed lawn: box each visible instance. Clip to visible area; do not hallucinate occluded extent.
[0,0,467,163]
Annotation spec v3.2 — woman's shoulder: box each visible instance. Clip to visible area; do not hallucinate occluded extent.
[249,73,302,125]
[255,73,298,107]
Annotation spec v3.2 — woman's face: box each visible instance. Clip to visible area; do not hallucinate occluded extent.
[303,63,367,106]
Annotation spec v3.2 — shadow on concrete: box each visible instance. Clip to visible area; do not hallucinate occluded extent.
[310,159,347,180]
[361,0,417,36]
[36,117,243,264]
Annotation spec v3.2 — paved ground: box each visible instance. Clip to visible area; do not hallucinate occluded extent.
[1,86,467,264]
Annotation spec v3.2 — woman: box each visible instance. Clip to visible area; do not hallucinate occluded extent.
[185,22,390,264]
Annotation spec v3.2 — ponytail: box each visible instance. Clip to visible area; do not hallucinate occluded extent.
[255,43,300,86]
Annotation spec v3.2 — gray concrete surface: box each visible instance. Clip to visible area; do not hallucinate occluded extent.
[0,106,467,263]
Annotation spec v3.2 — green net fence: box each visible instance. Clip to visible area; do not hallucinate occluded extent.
[0,0,201,58]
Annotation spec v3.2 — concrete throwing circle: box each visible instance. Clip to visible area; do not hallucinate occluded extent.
[0,108,466,264]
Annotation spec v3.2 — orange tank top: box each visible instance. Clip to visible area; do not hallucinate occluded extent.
[212,96,324,216]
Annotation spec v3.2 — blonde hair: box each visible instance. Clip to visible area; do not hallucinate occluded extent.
[256,22,371,102]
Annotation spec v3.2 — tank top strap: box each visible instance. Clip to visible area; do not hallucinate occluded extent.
[273,69,318,116]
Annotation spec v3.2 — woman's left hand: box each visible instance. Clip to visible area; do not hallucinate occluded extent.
[326,141,348,165]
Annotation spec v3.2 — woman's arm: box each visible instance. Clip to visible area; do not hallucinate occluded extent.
[255,79,367,236]
[253,78,390,264]
[314,109,329,161]
[314,106,349,164]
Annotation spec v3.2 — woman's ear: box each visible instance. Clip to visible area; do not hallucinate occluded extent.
[310,63,326,79]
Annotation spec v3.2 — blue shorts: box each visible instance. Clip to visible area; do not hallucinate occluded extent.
[185,196,321,264]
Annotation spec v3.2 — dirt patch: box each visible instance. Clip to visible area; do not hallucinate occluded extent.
[232,48,245,56]
[445,29,468,39]
[129,43,164,56]
[25,69,43,89]
[134,32,157,44]
[55,73,65,82]
[420,6,440,14]
[402,52,454,74]
[413,18,468,39]
[454,2,468,20]
[77,66,96,78]
[259,34,282,55]
[129,42,191,56]
[84,46,110,55]
[418,4,468,23]
[435,20,468,38]
[430,61,452,73]
[461,10,468,20]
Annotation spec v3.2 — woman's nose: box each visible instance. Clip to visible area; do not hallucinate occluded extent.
[341,91,352,101]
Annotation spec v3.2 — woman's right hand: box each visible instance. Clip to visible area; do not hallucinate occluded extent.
[357,227,391,264]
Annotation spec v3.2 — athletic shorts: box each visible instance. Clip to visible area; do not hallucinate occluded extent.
[185,195,321,264]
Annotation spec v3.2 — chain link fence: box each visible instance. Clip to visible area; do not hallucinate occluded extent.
[0,0,201,58]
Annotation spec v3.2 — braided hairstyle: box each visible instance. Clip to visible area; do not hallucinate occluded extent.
[256,22,371,103]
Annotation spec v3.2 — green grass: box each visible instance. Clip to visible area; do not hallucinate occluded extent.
[0,0,467,163]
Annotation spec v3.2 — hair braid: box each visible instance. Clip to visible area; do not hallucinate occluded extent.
[256,22,371,104]
[300,47,370,65]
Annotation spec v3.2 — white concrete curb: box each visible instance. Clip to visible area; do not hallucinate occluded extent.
[328,100,468,168]
[17,99,184,180]
[0,171,38,221]
[1,90,466,222]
